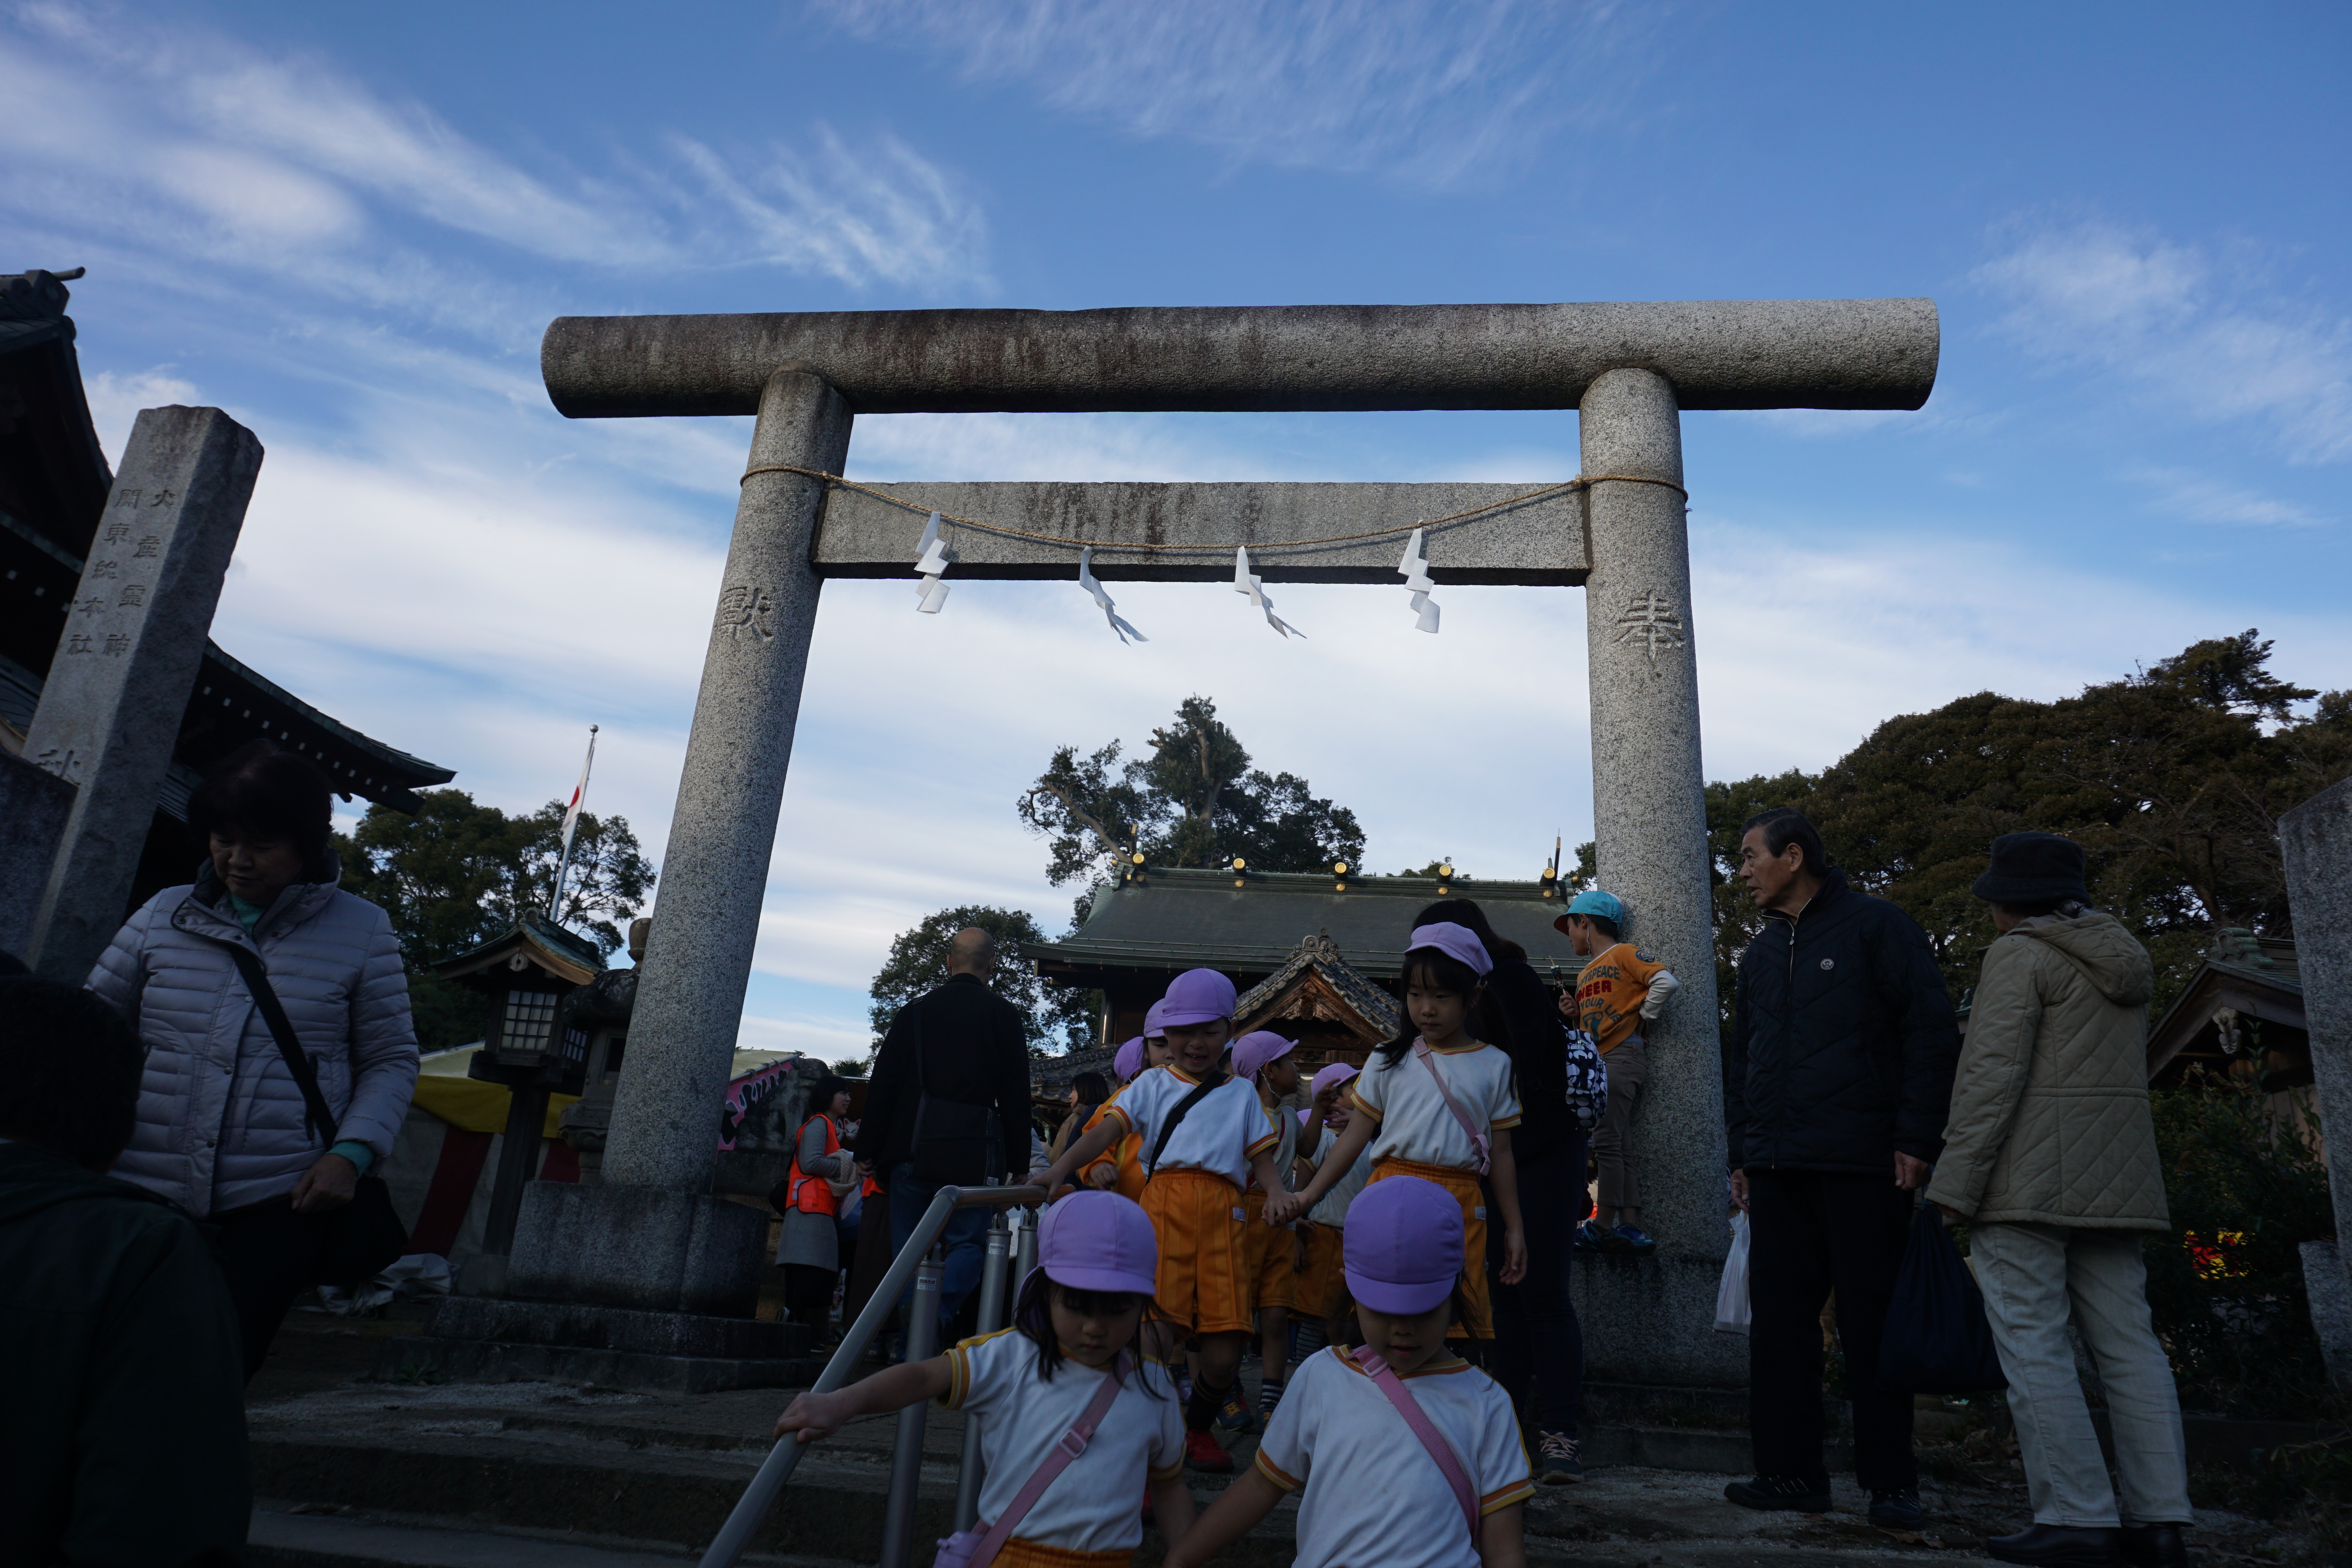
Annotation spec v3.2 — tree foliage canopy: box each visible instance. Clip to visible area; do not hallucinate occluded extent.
[336,788,656,1051]
[865,904,1094,1056]
[1018,695,1367,889]
[1700,632,2352,1034]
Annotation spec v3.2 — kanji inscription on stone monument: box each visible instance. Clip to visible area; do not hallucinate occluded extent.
[1613,590,1686,662]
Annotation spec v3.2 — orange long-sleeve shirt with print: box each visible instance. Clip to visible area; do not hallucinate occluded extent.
[1575,942,1673,1055]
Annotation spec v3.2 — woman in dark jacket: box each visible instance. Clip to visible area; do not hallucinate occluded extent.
[1414,897,1589,1484]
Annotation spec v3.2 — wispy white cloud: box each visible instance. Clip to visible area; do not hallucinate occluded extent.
[82,367,202,463]
[1975,218,2352,465]
[2129,467,2333,531]
[1,1,991,329]
[804,0,1664,185]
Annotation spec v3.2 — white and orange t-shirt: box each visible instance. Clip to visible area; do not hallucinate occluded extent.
[939,1328,1184,1552]
[1100,1065,1279,1189]
[1348,1042,1521,1171]
[1253,1345,1533,1568]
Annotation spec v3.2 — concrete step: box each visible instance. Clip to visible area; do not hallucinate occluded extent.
[248,1506,700,1566]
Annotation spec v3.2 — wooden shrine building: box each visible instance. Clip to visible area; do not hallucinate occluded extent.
[1028,865,1582,1080]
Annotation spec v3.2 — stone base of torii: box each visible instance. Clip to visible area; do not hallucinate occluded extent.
[426,299,1939,1392]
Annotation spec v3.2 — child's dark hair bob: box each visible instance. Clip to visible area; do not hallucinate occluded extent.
[1011,1269,1165,1394]
[1379,944,1486,1067]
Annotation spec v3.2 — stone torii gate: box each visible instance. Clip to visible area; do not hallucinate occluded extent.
[508,299,1938,1387]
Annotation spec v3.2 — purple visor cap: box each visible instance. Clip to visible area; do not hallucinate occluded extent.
[1038,1189,1159,1296]
[1112,1036,1146,1082]
[1142,1000,1169,1039]
[1408,921,1493,979]
[1343,1176,1464,1315]
[1230,1030,1296,1081]
[1157,968,1237,1028]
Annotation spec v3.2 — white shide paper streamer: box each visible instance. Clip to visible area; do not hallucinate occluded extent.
[913,511,951,613]
[1232,547,1302,639]
[1078,548,1147,644]
[1397,526,1439,634]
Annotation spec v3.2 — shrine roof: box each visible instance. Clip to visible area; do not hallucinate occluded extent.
[433,909,607,989]
[1027,867,1584,987]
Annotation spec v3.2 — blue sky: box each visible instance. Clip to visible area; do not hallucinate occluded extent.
[9,1,2348,1061]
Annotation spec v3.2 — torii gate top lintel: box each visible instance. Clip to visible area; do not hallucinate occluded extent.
[541,298,1939,420]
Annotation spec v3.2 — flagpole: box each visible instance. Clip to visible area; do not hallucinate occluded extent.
[549,724,599,920]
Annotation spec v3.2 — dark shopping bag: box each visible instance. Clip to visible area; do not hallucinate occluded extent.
[1877,1206,2006,1394]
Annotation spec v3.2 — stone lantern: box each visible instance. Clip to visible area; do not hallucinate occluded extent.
[434,910,603,1296]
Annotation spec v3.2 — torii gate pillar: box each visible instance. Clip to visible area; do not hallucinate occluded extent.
[485,300,1933,1390]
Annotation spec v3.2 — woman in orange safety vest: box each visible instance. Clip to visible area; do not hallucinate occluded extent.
[774,1076,857,1334]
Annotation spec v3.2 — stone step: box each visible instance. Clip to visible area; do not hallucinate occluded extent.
[377,1299,826,1395]
[248,1506,701,1566]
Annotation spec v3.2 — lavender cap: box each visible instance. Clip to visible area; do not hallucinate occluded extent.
[1157,967,1237,1028]
[1408,921,1493,979]
[1343,1176,1463,1314]
[1310,1061,1361,1100]
[1142,1000,1169,1040]
[1230,1030,1296,1082]
[1112,1036,1146,1082]
[1038,1189,1159,1296]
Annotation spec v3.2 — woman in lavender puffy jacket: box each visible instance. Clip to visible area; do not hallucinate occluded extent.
[87,740,419,1378]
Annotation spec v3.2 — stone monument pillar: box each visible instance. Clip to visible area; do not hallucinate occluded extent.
[506,367,852,1318]
[2281,777,2352,1378]
[1570,368,1742,1385]
[24,406,263,984]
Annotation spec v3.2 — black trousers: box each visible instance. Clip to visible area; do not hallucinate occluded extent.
[1489,1136,1588,1439]
[1746,1167,1916,1491]
[784,1263,837,1330]
[209,1195,328,1381]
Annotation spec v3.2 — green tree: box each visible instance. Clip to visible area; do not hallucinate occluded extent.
[867,904,1098,1055]
[1698,633,2351,1038]
[1019,695,1367,891]
[337,788,656,1052]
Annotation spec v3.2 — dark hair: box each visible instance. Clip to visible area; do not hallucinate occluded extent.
[189,740,334,861]
[1740,808,1831,875]
[1571,910,1621,942]
[1011,1270,1163,1394]
[1411,899,1525,965]
[0,977,145,1168]
[1331,1278,1476,1346]
[1381,945,1486,1068]
[809,1076,856,1112]
[1072,1072,1110,1106]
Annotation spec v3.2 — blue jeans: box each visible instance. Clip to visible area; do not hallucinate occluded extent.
[887,1161,990,1349]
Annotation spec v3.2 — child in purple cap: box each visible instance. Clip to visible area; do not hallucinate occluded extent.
[1226,1031,1304,1432]
[776,1190,1195,1567]
[1038,969,1284,1477]
[1165,1177,1532,1568]
[1271,923,1527,1350]
[1292,1062,1372,1356]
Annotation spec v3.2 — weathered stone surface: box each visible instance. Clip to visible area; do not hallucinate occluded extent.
[0,750,73,961]
[599,368,851,1197]
[1575,369,1742,1387]
[2283,779,2352,1315]
[2301,1241,2352,1389]
[812,480,1589,584]
[22,405,262,981]
[543,298,1940,418]
[506,1183,768,1317]
[418,1296,801,1359]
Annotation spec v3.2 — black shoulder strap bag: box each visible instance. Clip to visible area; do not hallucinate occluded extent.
[907,996,1006,1188]
[1145,1072,1226,1180]
[227,945,410,1287]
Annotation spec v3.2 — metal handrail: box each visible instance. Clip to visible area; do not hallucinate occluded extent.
[697,1185,1046,1568]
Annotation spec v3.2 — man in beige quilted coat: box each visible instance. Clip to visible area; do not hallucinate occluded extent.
[1927,832,2189,1568]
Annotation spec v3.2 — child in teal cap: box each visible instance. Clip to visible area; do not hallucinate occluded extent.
[1554,889,1680,1254]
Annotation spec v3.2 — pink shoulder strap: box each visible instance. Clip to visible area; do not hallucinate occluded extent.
[968,1353,1130,1568]
[1351,1347,1479,1538]
[1411,1040,1492,1175]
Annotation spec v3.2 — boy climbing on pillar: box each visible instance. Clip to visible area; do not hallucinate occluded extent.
[1556,889,1679,1255]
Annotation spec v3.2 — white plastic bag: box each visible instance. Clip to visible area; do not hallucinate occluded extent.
[1714,1211,1751,1335]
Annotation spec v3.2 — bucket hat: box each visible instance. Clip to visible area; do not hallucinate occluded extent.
[1970,831,2091,905]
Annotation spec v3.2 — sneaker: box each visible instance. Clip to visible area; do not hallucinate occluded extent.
[1606,1224,1657,1254]
[1256,1377,1286,1417]
[1184,1427,1234,1473]
[1724,1474,1833,1512]
[1987,1524,2114,1567]
[1868,1488,1924,1530]
[1573,1221,1608,1254]
[1216,1388,1259,1433]
[1537,1430,1583,1484]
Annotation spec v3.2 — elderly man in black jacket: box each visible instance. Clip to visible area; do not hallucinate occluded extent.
[854,927,1033,1345]
[1723,809,1960,1528]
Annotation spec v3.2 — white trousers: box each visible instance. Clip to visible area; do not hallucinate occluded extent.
[1971,1221,2192,1527]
